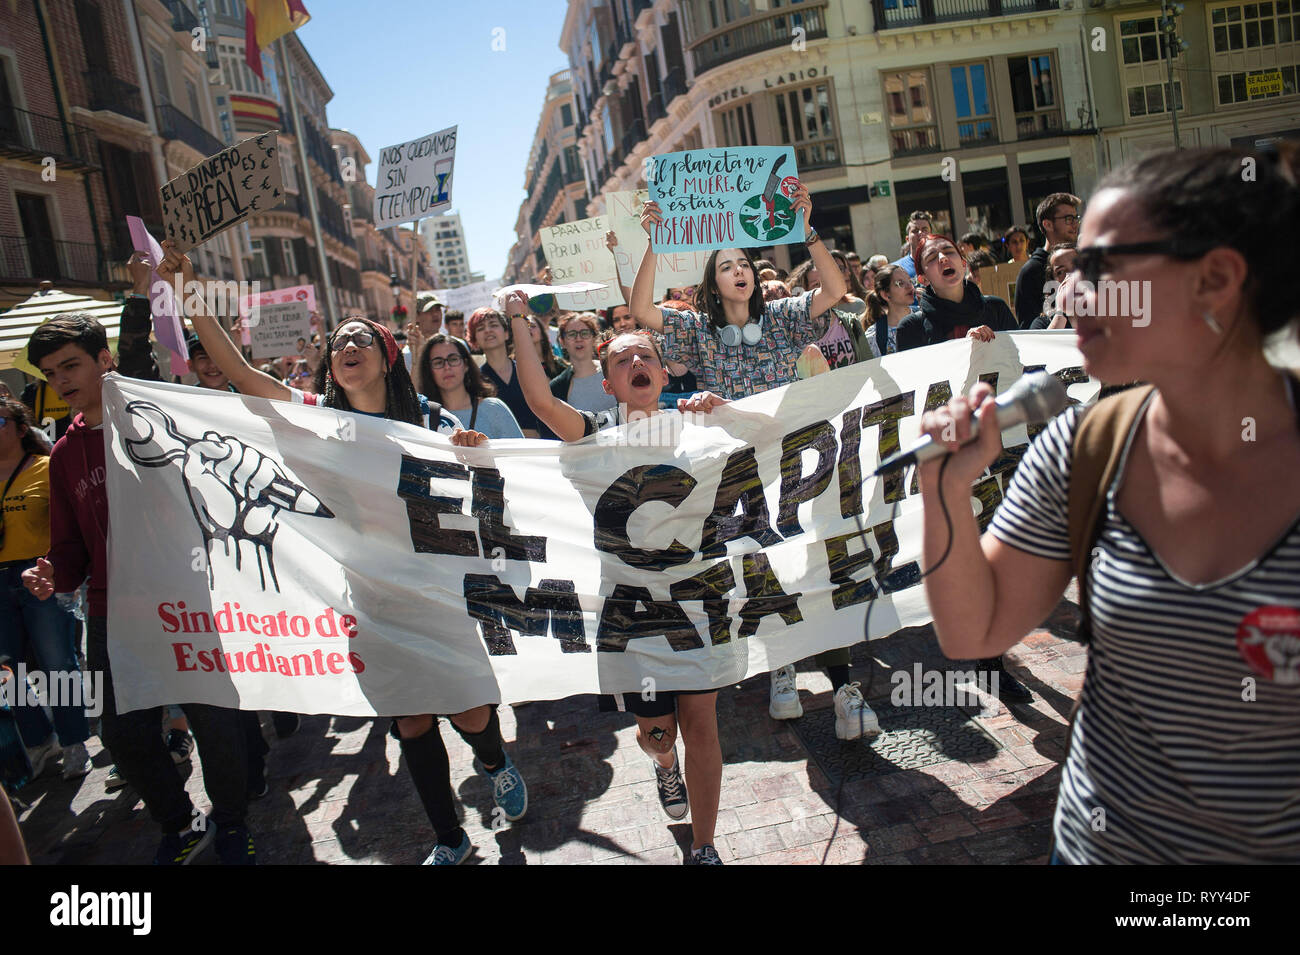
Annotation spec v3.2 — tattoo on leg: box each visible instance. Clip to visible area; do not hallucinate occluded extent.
[648,725,667,742]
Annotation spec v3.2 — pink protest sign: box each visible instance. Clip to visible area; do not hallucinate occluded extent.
[239,284,317,350]
[126,216,188,375]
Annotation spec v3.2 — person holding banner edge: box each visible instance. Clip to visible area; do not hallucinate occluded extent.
[156,241,527,867]
[504,290,730,864]
[630,186,879,739]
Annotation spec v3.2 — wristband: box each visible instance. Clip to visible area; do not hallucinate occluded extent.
[508,313,527,320]
[805,229,821,246]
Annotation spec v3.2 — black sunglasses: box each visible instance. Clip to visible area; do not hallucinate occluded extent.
[331,330,375,351]
[1072,239,1219,287]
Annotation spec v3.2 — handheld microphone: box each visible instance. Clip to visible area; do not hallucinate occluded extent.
[872,372,1068,477]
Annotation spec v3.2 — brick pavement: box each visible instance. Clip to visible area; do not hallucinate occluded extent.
[15,595,1084,865]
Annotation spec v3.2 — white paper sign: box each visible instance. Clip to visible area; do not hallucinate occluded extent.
[539,215,622,311]
[373,126,457,230]
[605,189,709,299]
[249,301,313,359]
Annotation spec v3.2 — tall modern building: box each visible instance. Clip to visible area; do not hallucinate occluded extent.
[422,212,479,288]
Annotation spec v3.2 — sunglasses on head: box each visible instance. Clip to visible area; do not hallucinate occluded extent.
[331,330,374,351]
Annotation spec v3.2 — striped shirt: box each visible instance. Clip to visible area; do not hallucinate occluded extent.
[989,397,1300,863]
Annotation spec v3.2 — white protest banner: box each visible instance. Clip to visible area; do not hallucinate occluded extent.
[126,215,188,377]
[430,278,501,316]
[493,281,609,306]
[647,146,804,253]
[373,126,457,230]
[248,301,313,359]
[159,132,283,252]
[605,189,708,298]
[539,215,622,310]
[102,333,1097,717]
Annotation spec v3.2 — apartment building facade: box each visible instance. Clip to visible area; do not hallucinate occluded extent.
[505,69,588,283]
[542,0,1294,268]
[1,0,242,307]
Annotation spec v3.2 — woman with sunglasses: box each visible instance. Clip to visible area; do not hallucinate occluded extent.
[0,397,92,782]
[917,146,1300,863]
[159,242,527,866]
[416,334,523,439]
[863,264,917,358]
[549,313,616,416]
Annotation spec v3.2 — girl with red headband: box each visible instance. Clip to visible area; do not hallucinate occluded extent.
[159,241,526,866]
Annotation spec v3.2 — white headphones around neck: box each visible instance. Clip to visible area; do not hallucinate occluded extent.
[718,320,763,347]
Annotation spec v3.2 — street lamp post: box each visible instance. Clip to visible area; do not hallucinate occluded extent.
[1159,1,1189,148]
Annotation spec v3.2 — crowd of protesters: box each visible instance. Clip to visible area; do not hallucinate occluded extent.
[1,144,1297,867]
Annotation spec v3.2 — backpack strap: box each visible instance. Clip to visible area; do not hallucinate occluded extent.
[875,314,890,355]
[1066,384,1155,644]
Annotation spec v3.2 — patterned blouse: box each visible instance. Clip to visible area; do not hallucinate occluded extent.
[660,291,827,400]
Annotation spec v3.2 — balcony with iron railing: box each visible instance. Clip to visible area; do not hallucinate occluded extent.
[82,70,146,123]
[0,107,99,169]
[620,118,646,156]
[663,68,687,106]
[690,1,829,75]
[161,0,200,32]
[0,235,106,286]
[871,0,1058,31]
[156,103,224,157]
[646,91,667,125]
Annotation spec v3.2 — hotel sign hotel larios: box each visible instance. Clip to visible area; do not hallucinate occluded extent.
[100,334,1098,717]
[647,146,805,253]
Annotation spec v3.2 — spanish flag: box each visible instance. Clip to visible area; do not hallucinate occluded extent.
[244,0,311,79]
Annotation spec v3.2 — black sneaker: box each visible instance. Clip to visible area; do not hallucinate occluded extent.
[166,729,194,764]
[153,826,214,865]
[653,752,689,820]
[214,825,257,865]
[996,667,1034,704]
[690,844,724,865]
[272,712,300,739]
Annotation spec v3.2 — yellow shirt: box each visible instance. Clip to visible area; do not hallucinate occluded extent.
[1,455,51,563]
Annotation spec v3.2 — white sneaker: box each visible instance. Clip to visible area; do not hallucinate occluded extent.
[768,665,803,720]
[25,735,62,779]
[834,682,881,741]
[61,741,92,780]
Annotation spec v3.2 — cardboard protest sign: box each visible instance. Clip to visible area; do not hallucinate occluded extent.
[248,301,313,360]
[373,126,457,230]
[539,215,622,310]
[606,189,709,298]
[646,146,804,253]
[127,216,188,376]
[979,261,1019,310]
[159,132,283,252]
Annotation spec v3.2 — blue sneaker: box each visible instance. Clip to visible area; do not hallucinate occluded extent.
[214,825,256,865]
[422,832,471,865]
[480,754,527,822]
[154,826,214,865]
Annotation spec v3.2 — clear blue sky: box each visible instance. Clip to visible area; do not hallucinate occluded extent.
[295,0,572,281]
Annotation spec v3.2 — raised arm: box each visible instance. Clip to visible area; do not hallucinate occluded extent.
[606,230,633,306]
[795,183,846,320]
[503,292,588,442]
[629,202,665,333]
[156,240,292,402]
[917,382,1072,658]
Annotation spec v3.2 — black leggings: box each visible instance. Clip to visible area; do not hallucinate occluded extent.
[393,708,506,847]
